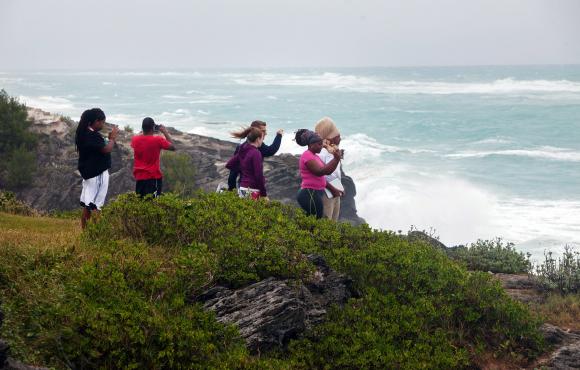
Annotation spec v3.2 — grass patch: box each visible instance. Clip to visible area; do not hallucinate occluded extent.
[530,293,580,331]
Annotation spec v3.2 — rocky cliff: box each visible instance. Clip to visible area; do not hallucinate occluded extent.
[18,108,364,224]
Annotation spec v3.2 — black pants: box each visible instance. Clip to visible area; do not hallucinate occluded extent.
[136,178,163,198]
[227,170,239,191]
[297,188,324,219]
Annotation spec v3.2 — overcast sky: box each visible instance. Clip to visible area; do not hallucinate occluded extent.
[1,0,579,69]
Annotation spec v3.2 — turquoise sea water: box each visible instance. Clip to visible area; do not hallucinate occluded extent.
[1,66,579,259]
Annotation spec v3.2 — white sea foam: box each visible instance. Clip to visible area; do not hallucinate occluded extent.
[106,113,142,126]
[232,72,580,95]
[471,137,514,145]
[350,165,580,261]
[447,146,580,162]
[162,95,189,99]
[187,95,233,104]
[18,95,75,114]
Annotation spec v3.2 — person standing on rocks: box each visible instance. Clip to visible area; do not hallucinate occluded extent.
[295,129,341,218]
[131,117,175,197]
[227,120,283,191]
[75,108,119,229]
[315,117,344,221]
[225,127,268,200]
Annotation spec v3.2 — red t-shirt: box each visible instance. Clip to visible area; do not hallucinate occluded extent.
[131,135,172,180]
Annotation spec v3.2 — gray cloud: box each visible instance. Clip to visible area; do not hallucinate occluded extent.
[1,0,579,69]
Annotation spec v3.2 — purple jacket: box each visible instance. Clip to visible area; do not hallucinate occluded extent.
[226,143,266,196]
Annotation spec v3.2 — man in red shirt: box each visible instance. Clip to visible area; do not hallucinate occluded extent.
[131,117,175,197]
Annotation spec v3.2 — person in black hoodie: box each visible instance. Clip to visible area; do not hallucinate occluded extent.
[227,120,283,191]
[75,108,119,229]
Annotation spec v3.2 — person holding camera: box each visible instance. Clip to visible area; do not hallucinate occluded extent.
[295,129,341,219]
[131,117,175,197]
[315,117,344,221]
[75,108,119,229]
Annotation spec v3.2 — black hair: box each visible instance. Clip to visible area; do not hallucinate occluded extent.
[294,129,310,146]
[75,108,106,151]
[142,117,155,133]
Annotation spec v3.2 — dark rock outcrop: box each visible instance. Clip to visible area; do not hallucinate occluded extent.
[199,255,355,353]
[17,109,364,225]
[494,273,544,304]
[536,324,580,369]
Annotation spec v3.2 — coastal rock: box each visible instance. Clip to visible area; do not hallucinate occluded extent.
[542,341,580,369]
[494,273,544,304]
[199,255,354,353]
[540,324,580,346]
[536,324,580,369]
[16,109,364,225]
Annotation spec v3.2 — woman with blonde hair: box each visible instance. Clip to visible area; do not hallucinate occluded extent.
[315,117,344,221]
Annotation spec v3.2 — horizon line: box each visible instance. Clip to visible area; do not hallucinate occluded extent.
[2,63,580,72]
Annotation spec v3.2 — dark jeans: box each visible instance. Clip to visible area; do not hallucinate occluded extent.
[136,178,163,198]
[296,188,324,219]
[228,170,239,191]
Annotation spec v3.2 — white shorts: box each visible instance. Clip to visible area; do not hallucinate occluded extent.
[80,170,109,210]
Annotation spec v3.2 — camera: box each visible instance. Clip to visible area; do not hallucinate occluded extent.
[153,124,161,131]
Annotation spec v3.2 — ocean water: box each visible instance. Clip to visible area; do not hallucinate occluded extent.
[1,66,579,260]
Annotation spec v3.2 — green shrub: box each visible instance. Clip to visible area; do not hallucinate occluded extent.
[447,238,532,274]
[37,241,249,369]
[4,146,36,189]
[2,192,546,368]
[532,246,580,294]
[0,191,38,216]
[161,152,197,198]
[0,90,37,189]
[86,192,314,288]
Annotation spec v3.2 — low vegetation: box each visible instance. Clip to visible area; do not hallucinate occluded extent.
[532,247,580,294]
[0,192,547,369]
[531,293,580,331]
[161,151,197,198]
[447,238,532,274]
[0,90,37,189]
[0,191,39,216]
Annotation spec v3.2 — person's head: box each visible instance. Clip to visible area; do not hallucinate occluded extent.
[295,129,323,153]
[246,127,264,147]
[251,120,267,136]
[142,117,156,134]
[315,116,340,146]
[231,121,265,140]
[75,108,106,151]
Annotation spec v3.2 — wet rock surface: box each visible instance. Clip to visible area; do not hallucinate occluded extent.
[199,255,355,353]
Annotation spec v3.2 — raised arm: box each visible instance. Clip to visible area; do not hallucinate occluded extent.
[305,150,341,177]
[159,126,176,151]
[100,126,119,154]
[260,131,283,157]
